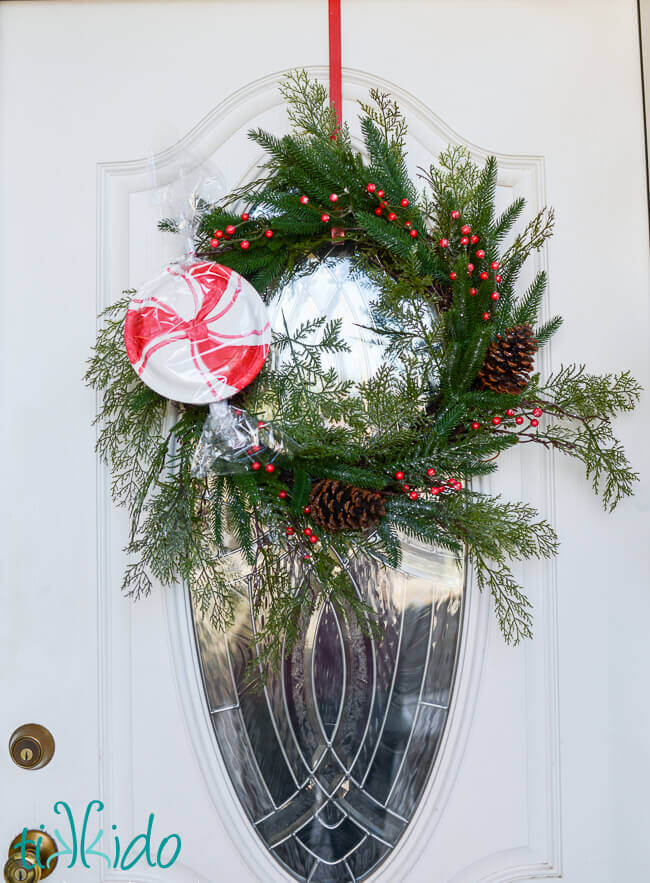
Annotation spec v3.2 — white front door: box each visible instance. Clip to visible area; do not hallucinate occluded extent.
[2,3,648,882]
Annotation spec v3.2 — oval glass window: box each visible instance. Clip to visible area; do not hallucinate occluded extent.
[191,259,465,882]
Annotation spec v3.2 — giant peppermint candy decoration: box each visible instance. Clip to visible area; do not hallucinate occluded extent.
[125,259,271,404]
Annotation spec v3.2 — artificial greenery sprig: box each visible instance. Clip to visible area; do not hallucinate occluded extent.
[88,71,640,673]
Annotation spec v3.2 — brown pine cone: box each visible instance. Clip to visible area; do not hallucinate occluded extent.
[476,323,538,395]
[308,479,386,531]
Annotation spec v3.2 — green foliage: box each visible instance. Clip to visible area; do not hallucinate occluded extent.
[525,365,641,510]
[279,70,341,141]
[88,72,640,678]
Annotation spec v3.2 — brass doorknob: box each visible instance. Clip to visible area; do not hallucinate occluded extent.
[3,831,57,883]
[8,726,55,771]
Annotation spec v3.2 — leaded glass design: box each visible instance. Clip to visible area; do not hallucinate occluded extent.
[192,546,464,881]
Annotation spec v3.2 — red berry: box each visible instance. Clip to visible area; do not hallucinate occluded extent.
[395,470,405,480]
[278,490,287,499]
[476,249,485,259]
[250,444,261,453]
[455,481,463,490]
[210,238,219,248]
[472,421,481,430]
[447,479,456,487]
[451,209,460,219]
[265,463,275,473]
[240,240,250,249]
[409,229,418,238]
[469,287,477,296]
[375,207,383,216]
[214,229,224,238]
[402,484,410,492]
[506,409,515,417]
[251,461,261,471]
[467,263,474,272]
[303,553,311,560]
[461,224,471,234]
[460,236,469,246]
[241,212,250,221]
[380,200,388,208]
[401,198,410,207]
[491,261,500,270]
[426,467,436,477]
[299,195,309,204]
[431,487,441,495]
[492,416,501,426]
[449,271,457,280]
[491,291,500,301]
[532,407,543,417]
[409,491,419,500]
[321,213,330,223]
[366,182,377,193]
[303,506,311,514]
[377,189,385,198]
[225,224,236,235]
[286,527,295,536]
[309,534,319,544]
[516,415,524,425]
[304,527,312,536]
[530,418,539,428]
[264,229,274,238]
[480,271,489,280]
[496,274,502,283]
[405,221,412,228]
[471,234,479,244]
[329,193,339,202]
[439,238,449,248]
[388,212,397,221]
[482,312,490,320]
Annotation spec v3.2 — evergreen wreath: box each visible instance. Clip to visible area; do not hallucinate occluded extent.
[87,71,640,673]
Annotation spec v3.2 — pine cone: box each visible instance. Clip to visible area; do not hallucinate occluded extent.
[308,479,386,531]
[476,323,538,395]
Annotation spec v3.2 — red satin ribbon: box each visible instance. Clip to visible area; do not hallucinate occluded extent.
[329,0,342,127]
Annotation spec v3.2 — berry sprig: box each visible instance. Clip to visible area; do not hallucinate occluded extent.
[393,467,463,499]
[283,501,321,560]
[439,209,506,322]
[296,191,357,239]
[366,182,419,238]
[470,406,544,433]
[209,211,274,251]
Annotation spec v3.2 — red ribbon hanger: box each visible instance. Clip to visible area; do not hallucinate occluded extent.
[329,0,342,127]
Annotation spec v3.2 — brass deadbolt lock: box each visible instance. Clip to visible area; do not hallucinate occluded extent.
[3,830,57,883]
[8,725,54,771]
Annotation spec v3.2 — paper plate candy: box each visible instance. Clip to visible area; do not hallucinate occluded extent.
[125,259,271,405]
[125,258,285,475]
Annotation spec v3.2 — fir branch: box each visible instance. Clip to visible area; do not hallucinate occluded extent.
[358,88,408,156]
[279,69,340,141]
[473,557,533,644]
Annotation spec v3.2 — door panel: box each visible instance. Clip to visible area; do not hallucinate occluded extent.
[1,3,648,882]
[102,71,556,883]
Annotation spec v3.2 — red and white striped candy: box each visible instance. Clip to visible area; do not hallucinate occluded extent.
[124,260,271,404]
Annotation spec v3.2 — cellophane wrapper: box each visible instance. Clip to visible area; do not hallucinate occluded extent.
[191,400,296,477]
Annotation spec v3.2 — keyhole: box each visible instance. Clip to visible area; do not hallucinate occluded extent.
[14,869,28,882]
[20,748,33,763]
